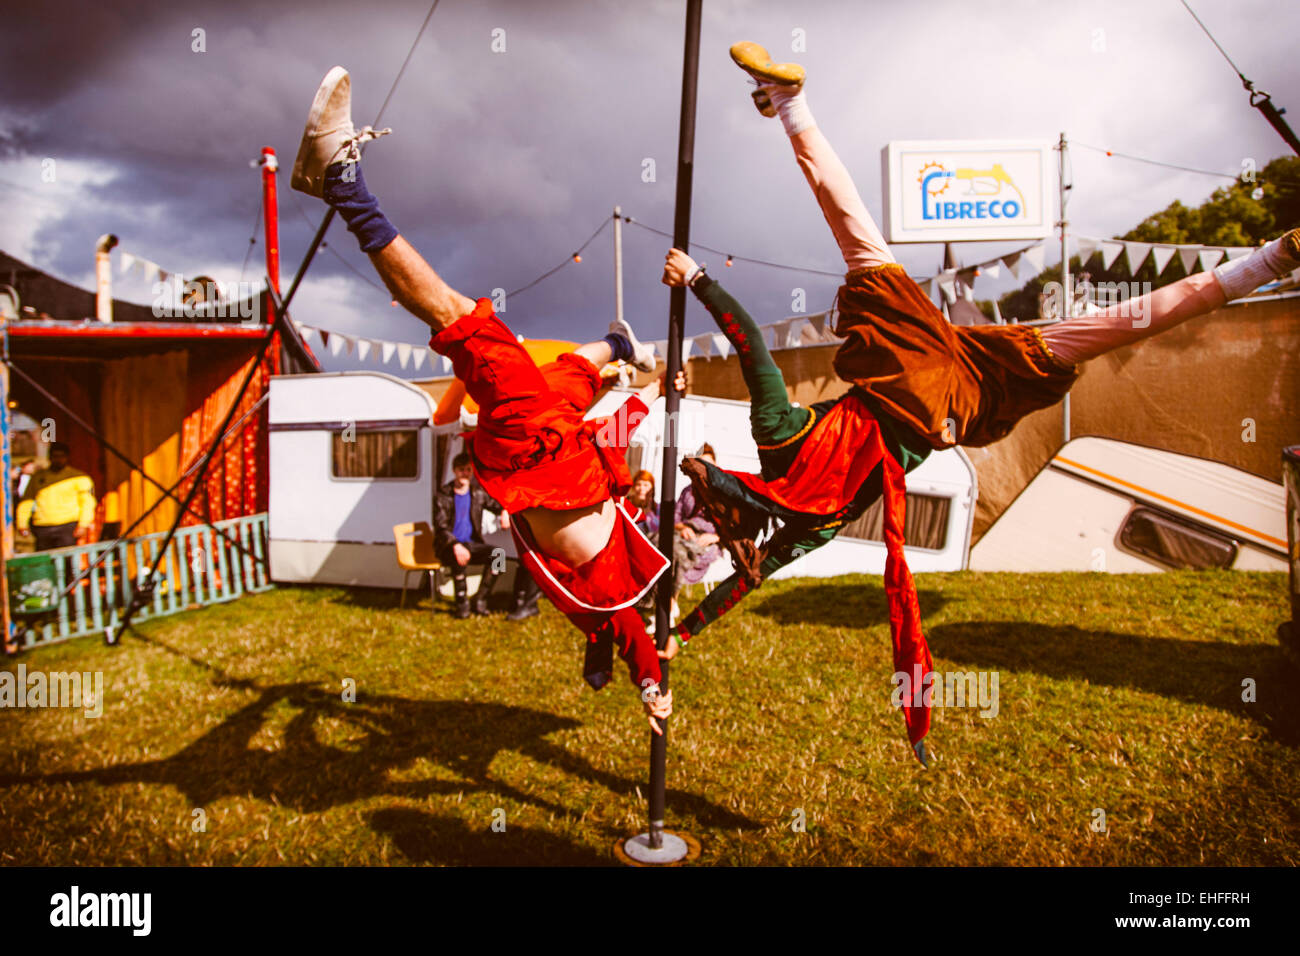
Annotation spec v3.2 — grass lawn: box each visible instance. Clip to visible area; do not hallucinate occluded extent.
[0,571,1296,866]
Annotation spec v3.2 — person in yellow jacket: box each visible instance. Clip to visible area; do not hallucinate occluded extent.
[16,443,96,551]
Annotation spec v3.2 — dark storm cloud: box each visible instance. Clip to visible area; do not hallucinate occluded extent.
[1,0,1297,368]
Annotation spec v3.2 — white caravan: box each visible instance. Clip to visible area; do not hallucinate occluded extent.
[970,436,1288,573]
[268,372,512,589]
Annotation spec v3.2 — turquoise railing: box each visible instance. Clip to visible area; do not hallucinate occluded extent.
[8,512,273,649]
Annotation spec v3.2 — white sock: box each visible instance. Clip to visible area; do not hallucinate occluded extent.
[765,85,815,137]
[1213,230,1300,300]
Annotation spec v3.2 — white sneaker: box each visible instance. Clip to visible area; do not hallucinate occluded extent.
[609,318,657,373]
[290,66,391,197]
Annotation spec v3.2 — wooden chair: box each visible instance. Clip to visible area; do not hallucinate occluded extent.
[393,522,442,609]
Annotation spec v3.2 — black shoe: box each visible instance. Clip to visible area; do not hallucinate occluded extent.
[506,603,540,622]
[454,598,472,619]
[473,570,500,616]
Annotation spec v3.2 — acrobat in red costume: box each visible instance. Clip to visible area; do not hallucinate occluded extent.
[289,66,674,733]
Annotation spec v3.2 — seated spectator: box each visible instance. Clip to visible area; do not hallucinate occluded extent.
[625,469,658,537]
[434,452,508,618]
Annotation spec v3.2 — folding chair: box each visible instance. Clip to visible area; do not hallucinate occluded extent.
[393,521,441,609]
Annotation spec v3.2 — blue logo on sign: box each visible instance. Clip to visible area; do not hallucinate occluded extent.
[919,161,1026,222]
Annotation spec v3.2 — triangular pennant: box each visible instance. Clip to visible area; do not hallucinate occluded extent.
[808,313,826,338]
[1224,247,1252,261]
[1001,253,1022,279]
[397,343,412,369]
[774,320,793,348]
[319,330,330,347]
[983,262,1001,279]
[1199,248,1225,271]
[1076,236,1101,263]
[143,260,161,284]
[1022,244,1046,273]
[1150,245,1177,275]
[693,333,713,358]
[357,339,372,362]
[936,271,957,303]
[1100,240,1125,270]
[682,337,695,360]
[654,340,668,359]
[341,335,356,356]
[1179,246,1201,274]
[329,335,346,357]
[1124,242,1153,274]
[381,341,396,365]
[298,325,315,345]
[119,251,137,276]
[710,333,730,359]
[412,349,428,372]
[441,355,452,375]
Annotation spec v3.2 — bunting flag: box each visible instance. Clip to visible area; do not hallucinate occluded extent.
[1076,236,1100,263]
[381,341,396,365]
[1100,240,1125,270]
[1150,244,1177,274]
[710,333,731,359]
[1199,248,1225,271]
[982,262,1001,280]
[356,339,372,362]
[1178,246,1201,274]
[120,251,137,276]
[1124,241,1152,274]
[328,335,346,357]
[772,320,791,349]
[1001,252,1022,279]
[412,349,428,372]
[693,333,713,358]
[1023,244,1046,273]
[808,313,826,338]
[397,343,412,369]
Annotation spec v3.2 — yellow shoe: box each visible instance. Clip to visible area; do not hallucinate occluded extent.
[729,41,805,89]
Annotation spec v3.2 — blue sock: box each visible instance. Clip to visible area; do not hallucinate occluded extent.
[602,332,634,362]
[323,162,399,253]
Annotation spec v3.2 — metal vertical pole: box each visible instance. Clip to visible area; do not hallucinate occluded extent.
[1058,131,1071,445]
[0,314,12,654]
[617,0,702,867]
[614,206,625,330]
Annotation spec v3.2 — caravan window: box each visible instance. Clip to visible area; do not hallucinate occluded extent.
[1117,506,1237,570]
[838,493,951,551]
[332,429,419,479]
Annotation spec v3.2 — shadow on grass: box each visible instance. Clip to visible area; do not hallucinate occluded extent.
[744,580,952,629]
[368,807,613,865]
[927,621,1300,745]
[0,682,761,862]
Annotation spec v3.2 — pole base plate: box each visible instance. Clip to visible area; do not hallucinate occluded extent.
[614,830,701,866]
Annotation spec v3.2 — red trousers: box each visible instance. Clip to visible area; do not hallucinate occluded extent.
[429,300,665,690]
[429,299,631,513]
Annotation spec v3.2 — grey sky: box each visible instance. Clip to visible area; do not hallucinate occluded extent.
[1,0,1296,373]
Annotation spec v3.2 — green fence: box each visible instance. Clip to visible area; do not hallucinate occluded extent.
[6,512,273,650]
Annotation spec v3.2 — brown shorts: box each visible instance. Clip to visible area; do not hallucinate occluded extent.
[832,263,1078,448]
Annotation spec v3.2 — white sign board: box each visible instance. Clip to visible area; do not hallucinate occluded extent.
[882,139,1054,243]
